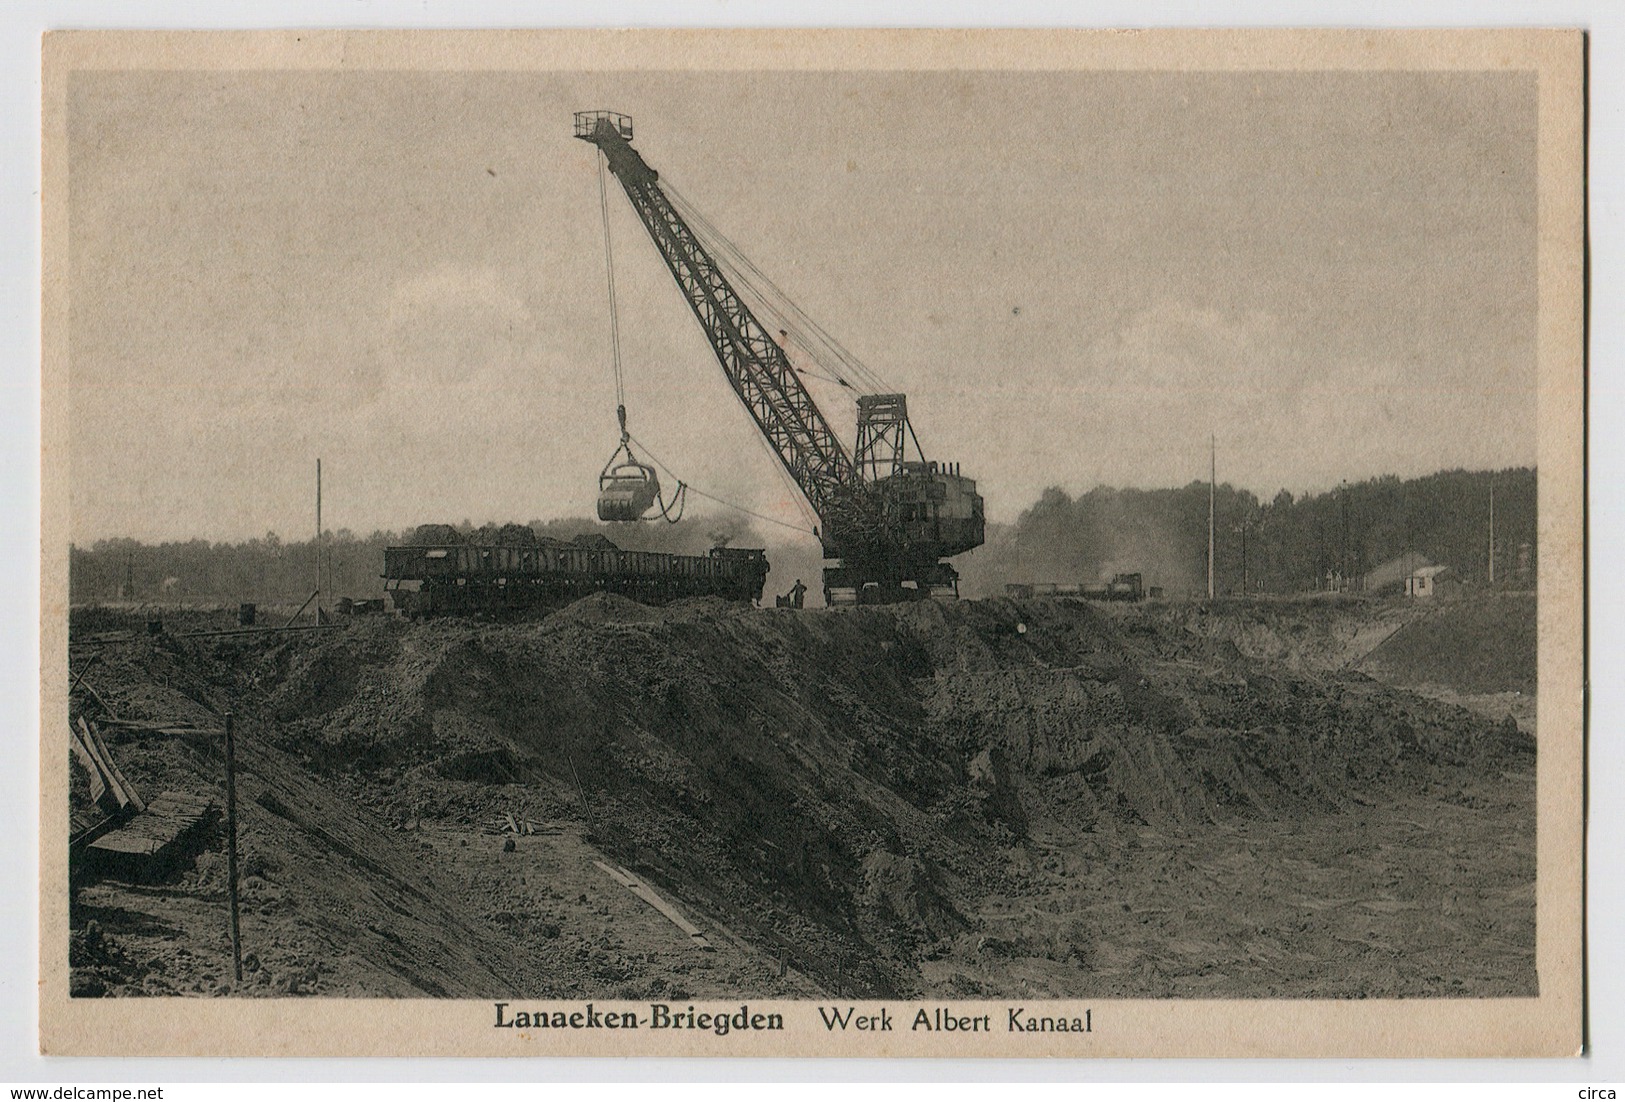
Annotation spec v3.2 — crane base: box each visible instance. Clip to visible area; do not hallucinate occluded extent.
[822,563,961,607]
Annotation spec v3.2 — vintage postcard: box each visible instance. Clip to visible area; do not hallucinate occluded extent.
[41,28,1585,1057]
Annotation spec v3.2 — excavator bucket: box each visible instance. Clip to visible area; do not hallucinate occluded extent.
[597,460,662,522]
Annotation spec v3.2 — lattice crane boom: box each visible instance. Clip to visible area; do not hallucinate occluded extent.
[575,110,984,602]
[576,111,855,528]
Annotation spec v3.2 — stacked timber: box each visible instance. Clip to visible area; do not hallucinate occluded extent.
[69,716,215,879]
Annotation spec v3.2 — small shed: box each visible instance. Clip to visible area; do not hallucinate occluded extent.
[1405,564,1455,599]
[1364,551,1432,594]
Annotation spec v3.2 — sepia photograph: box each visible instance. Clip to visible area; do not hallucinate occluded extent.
[39,28,1584,1058]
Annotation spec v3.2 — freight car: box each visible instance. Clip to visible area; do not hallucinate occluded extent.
[382,528,770,617]
[1004,573,1145,602]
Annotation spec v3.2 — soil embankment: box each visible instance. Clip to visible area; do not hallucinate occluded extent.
[67,593,1536,999]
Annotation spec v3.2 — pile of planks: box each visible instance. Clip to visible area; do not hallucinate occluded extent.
[69,716,215,878]
[87,791,215,864]
[70,717,143,850]
[487,813,561,836]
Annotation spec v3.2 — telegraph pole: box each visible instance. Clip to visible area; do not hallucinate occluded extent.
[225,711,242,983]
[1488,476,1496,587]
[1207,435,1216,599]
[315,458,323,622]
[1339,480,1349,593]
[1240,518,1249,595]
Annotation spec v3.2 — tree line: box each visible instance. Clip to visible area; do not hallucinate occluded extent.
[69,466,1535,605]
[956,467,1536,598]
[67,514,757,607]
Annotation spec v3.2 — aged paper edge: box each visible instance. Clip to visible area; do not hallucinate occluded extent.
[37,26,1586,1059]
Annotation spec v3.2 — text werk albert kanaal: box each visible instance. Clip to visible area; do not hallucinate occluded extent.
[819,1006,1092,1034]
[492,1003,1091,1036]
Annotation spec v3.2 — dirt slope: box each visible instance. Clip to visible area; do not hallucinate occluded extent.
[67,594,1536,999]
[1361,593,1537,695]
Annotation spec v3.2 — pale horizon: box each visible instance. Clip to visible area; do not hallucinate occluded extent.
[67,69,1537,545]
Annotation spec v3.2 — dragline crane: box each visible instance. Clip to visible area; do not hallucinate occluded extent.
[575,110,985,604]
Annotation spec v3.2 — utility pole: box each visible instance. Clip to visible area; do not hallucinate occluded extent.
[1240,517,1249,595]
[1488,476,1496,587]
[225,711,243,983]
[315,458,323,622]
[1339,480,1349,593]
[1207,434,1216,599]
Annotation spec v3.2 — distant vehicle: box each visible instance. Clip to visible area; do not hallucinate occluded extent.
[1005,573,1145,602]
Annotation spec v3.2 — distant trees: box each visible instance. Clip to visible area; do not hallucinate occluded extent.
[959,467,1536,598]
[68,467,1539,605]
[68,515,764,606]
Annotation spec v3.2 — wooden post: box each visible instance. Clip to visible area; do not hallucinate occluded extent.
[68,651,101,695]
[315,459,324,623]
[225,711,243,983]
[566,752,594,834]
[1207,434,1217,599]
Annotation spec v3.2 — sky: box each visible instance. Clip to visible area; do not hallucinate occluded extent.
[65,68,1538,544]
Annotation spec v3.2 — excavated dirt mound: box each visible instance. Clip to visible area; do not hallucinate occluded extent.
[66,594,1536,999]
[1362,593,1537,696]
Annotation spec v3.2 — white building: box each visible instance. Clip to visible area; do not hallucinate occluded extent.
[1404,564,1454,599]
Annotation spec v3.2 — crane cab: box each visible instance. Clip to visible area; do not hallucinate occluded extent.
[884,460,985,559]
[597,460,662,522]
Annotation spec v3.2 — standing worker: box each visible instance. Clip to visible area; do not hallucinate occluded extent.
[790,579,807,609]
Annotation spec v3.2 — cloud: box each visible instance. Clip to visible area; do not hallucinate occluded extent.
[1085,300,1288,397]
[383,265,536,387]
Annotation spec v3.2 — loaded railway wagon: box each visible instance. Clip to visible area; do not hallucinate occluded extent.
[1004,573,1145,602]
[383,533,770,617]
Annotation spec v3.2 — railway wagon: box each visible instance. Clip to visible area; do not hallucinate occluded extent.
[1004,573,1145,603]
[383,539,770,616]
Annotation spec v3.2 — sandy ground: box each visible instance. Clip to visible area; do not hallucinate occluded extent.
[66,593,1537,1000]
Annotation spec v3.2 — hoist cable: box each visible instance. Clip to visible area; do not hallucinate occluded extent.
[626,432,820,537]
[665,185,862,386]
[598,152,626,414]
[683,192,892,397]
[653,483,688,524]
[598,161,815,535]
[663,181,895,396]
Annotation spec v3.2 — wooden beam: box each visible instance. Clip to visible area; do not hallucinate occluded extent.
[81,718,144,814]
[593,860,714,951]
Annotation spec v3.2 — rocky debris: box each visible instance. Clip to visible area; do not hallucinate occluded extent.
[66,592,1536,999]
[966,748,1026,836]
[856,851,966,947]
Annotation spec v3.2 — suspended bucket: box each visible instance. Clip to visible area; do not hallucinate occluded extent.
[597,459,662,522]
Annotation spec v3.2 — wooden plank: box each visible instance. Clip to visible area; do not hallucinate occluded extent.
[593,860,714,951]
[98,722,223,738]
[594,860,636,888]
[175,623,339,639]
[75,717,132,811]
[149,789,213,808]
[68,723,107,805]
[88,833,164,856]
[85,719,145,814]
[88,790,213,860]
[71,809,119,851]
[88,719,146,814]
[76,682,118,718]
